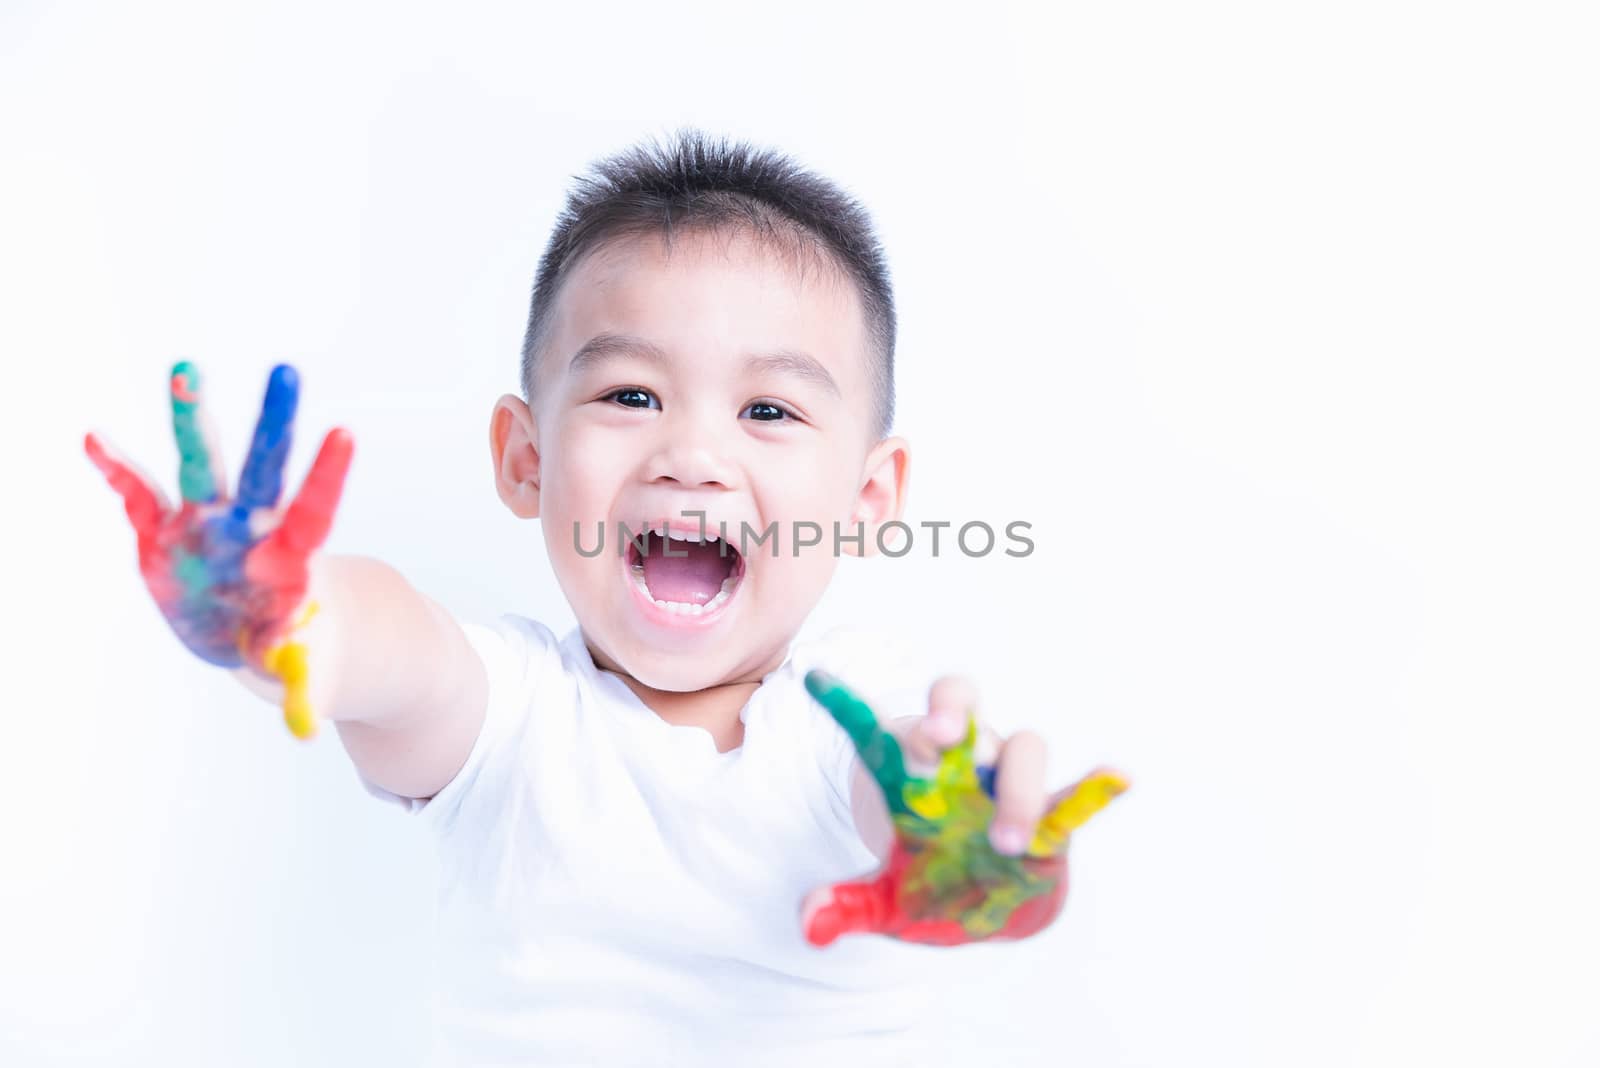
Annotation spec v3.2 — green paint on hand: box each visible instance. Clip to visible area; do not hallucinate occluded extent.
[170,360,217,503]
[804,669,915,816]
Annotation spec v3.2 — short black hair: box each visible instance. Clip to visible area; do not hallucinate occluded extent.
[519,126,896,440]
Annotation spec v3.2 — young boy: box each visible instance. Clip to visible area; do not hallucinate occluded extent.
[86,128,1102,1066]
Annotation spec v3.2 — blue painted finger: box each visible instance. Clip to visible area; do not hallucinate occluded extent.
[234,364,300,515]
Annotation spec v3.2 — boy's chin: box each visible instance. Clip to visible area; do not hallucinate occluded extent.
[612,638,743,692]
[601,617,797,694]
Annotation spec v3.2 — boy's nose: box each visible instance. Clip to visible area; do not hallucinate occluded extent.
[644,431,736,490]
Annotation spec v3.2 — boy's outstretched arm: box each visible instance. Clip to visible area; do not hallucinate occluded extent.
[232,554,488,801]
[88,360,489,803]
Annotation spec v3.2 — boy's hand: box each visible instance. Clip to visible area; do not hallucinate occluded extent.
[800,671,1128,947]
[85,361,353,739]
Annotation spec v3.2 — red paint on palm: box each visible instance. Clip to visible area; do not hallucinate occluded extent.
[802,839,1071,947]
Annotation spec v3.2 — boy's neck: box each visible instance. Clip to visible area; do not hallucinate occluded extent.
[586,638,792,754]
[614,675,758,753]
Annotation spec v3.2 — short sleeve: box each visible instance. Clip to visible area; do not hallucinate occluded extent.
[356,613,561,832]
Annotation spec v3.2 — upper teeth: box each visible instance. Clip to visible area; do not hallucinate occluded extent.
[653,523,719,544]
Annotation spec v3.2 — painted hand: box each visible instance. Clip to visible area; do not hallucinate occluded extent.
[800,670,1128,947]
[85,362,353,739]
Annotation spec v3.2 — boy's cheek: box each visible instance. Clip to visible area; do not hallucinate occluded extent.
[760,542,841,615]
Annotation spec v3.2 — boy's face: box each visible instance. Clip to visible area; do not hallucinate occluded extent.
[490,228,909,692]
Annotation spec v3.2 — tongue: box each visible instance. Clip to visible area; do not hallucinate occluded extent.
[641,538,734,604]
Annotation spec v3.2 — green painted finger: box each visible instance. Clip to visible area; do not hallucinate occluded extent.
[803,669,914,816]
[170,361,220,504]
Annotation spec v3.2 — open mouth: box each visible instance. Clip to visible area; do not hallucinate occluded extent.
[625,525,746,618]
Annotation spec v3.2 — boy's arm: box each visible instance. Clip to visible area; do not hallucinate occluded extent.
[232,553,488,801]
[88,362,487,798]
[848,709,1000,861]
[848,731,903,863]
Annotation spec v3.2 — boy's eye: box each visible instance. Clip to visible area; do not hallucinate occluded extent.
[742,401,795,422]
[605,388,660,410]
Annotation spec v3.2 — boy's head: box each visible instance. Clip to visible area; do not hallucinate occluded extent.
[489,128,910,693]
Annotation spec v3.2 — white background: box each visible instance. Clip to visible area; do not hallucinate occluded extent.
[3,2,1596,1065]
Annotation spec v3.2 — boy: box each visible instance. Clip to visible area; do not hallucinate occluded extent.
[86,128,1112,1066]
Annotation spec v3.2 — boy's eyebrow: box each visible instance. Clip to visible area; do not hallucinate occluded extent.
[568,332,841,397]
[745,349,841,398]
[567,332,671,374]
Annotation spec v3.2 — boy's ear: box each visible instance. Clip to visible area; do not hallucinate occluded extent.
[846,435,911,558]
[490,394,541,519]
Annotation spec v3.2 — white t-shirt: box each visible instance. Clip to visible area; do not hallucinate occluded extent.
[359,614,947,1068]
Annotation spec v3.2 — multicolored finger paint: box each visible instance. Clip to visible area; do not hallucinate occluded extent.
[85,362,354,740]
[801,670,1128,947]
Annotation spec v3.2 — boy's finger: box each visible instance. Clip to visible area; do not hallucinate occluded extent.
[169,361,224,504]
[235,363,300,513]
[988,730,1048,855]
[262,427,353,559]
[803,669,915,817]
[85,431,170,540]
[800,873,895,947]
[1028,768,1131,858]
[913,675,977,757]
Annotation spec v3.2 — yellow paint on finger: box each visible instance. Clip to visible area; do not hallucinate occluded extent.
[1027,769,1130,858]
[264,639,315,739]
[905,714,981,820]
[258,601,320,741]
[905,783,949,820]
